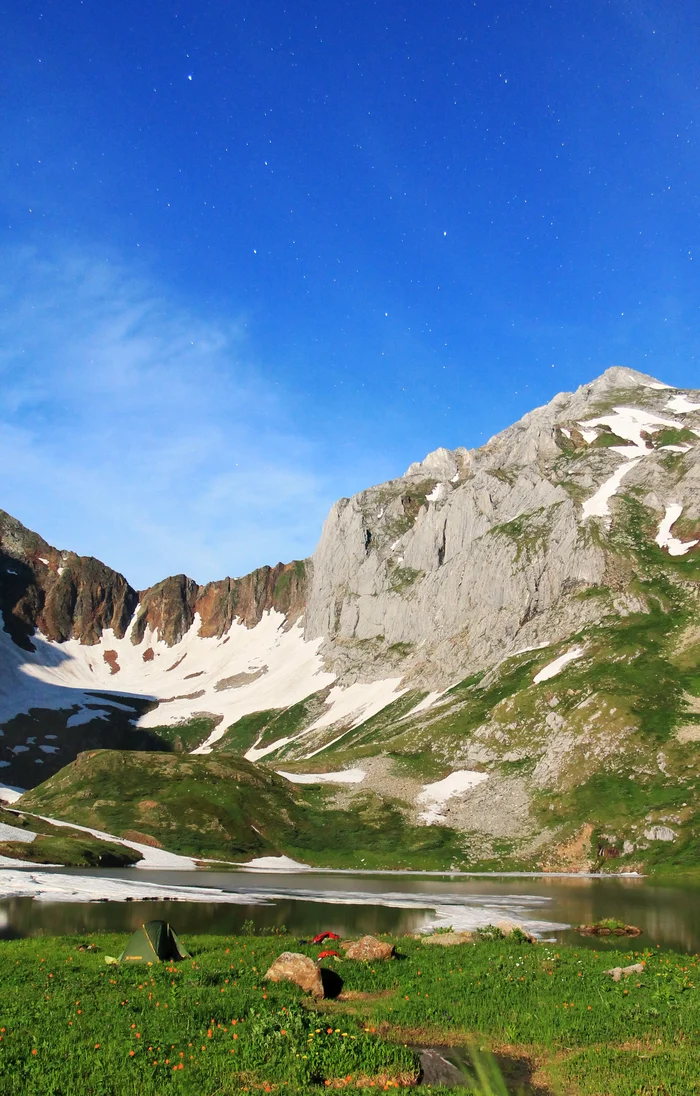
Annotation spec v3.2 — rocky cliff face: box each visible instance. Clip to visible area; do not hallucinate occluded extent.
[5,366,697,682]
[0,509,138,650]
[0,510,307,653]
[306,366,700,686]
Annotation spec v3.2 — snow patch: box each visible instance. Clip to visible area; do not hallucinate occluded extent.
[533,646,584,684]
[655,504,699,557]
[426,482,447,502]
[418,771,489,824]
[406,690,447,716]
[667,394,700,413]
[310,679,404,734]
[247,677,405,763]
[0,821,36,843]
[579,405,683,457]
[580,458,643,522]
[0,783,25,803]
[238,855,313,871]
[276,768,366,785]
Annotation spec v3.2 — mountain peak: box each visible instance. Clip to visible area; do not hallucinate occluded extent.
[580,365,672,394]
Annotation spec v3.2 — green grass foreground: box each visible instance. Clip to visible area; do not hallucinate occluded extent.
[1,930,699,1095]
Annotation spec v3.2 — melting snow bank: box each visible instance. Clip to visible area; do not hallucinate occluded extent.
[245,678,405,762]
[578,405,686,456]
[15,812,197,870]
[655,504,699,557]
[237,855,314,871]
[576,403,699,525]
[418,771,489,824]
[0,821,36,843]
[533,646,585,684]
[276,769,366,785]
[0,783,25,804]
[405,690,449,717]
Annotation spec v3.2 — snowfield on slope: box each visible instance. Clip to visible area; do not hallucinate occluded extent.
[655,504,699,557]
[417,771,489,825]
[577,402,700,523]
[276,768,366,785]
[0,610,335,745]
[0,609,412,762]
[533,647,585,684]
[244,678,405,762]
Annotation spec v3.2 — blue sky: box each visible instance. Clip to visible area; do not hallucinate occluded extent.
[1,0,699,587]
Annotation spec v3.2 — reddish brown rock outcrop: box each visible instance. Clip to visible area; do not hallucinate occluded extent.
[0,509,308,650]
[0,509,138,649]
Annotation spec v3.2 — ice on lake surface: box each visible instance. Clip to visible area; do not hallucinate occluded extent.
[1,868,700,953]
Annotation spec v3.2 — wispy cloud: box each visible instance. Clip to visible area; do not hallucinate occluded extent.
[0,247,336,587]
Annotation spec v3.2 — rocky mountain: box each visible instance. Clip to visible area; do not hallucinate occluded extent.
[3,365,700,873]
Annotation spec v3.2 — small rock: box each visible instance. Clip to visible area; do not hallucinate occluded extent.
[344,935,395,961]
[263,952,324,997]
[420,931,475,947]
[643,825,676,842]
[604,962,645,982]
[416,1047,468,1086]
[496,919,537,943]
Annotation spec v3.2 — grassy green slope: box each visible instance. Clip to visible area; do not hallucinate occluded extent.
[193,493,700,875]
[18,749,467,868]
[2,930,700,1095]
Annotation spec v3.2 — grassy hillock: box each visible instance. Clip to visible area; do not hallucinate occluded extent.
[1,929,699,1094]
[18,749,467,868]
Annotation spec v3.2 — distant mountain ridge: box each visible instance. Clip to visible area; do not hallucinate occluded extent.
[3,365,700,875]
[0,506,307,651]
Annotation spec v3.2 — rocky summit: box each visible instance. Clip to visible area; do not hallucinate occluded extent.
[3,365,700,873]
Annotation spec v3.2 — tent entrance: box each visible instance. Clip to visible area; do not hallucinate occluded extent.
[117,920,190,965]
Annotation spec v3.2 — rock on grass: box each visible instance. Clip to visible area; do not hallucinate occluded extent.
[263,951,324,997]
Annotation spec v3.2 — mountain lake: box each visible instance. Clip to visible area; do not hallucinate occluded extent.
[2,868,700,952]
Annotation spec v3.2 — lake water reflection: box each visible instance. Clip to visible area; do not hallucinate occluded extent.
[2,869,700,953]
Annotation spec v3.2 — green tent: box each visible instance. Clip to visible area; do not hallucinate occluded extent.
[106,920,190,965]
